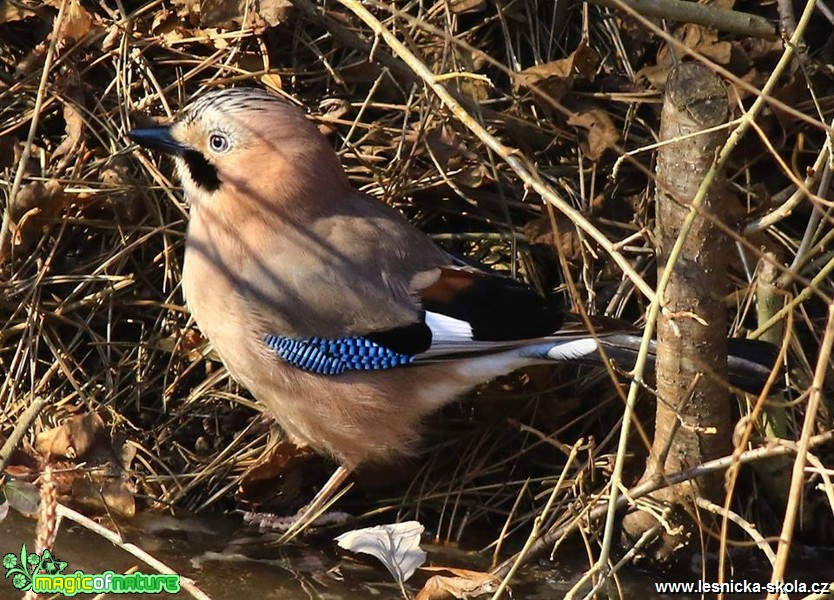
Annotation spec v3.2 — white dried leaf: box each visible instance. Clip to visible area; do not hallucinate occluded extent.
[335,521,426,584]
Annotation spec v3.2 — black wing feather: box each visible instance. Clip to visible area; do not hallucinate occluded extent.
[419,267,565,341]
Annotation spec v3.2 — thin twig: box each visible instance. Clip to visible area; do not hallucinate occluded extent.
[0,0,69,263]
[0,396,47,474]
[55,503,213,600]
[336,0,657,303]
[587,0,777,40]
[766,305,834,600]
[490,440,583,600]
[492,430,834,577]
[568,1,818,595]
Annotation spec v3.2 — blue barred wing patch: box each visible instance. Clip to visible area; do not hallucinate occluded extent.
[265,334,416,375]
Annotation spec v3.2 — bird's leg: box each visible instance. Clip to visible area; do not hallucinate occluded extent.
[277,464,352,543]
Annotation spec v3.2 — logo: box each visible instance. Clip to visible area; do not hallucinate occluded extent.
[3,544,180,596]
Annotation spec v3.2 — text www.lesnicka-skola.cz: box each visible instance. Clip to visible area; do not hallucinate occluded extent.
[654,580,832,595]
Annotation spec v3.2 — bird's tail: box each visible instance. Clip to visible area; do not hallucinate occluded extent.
[590,334,782,395]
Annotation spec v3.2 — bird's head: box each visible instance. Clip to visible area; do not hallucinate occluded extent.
[130,88,350,210]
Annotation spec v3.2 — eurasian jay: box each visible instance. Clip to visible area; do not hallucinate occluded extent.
[129,88,777,532]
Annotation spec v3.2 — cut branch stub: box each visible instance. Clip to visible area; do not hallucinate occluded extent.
[623,62,732,560]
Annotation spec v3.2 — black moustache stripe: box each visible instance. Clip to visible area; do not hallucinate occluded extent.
[182,150,222,192]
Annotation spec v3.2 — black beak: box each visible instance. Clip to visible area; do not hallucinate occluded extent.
[129,126,187,155]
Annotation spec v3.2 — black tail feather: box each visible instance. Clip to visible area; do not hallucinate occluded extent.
[593,334,782,395]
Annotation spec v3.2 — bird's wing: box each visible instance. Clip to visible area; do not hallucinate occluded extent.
[254,256,630,374]
[234,190,628,373]
[410,266,635,359]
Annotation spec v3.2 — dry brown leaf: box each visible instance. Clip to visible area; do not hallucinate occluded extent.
[450,0,485,14]
[237,440,315,504]
[456,164,489,188]
[457,75,491,103]
[698,40,732,64]
[53,100,85,160]
[515,40,600,102]
[524,213,584,264]
[635,63,671,90]
[0,179,68,263]
[1,2,36,24]
[12,179,65,221]
[100,155,144,221]
[422,124,475,166]
[36,413,106,459]
[568,108,619,160]
[261,72,283,92]
[172,0,293,29]
[34,413,137,517]
[643,24,735,88]
[58,0,96,43]
[666,24,732,65]
[416,567,500,600]
[151,6,174,30]
[71,477,136,518]
[251,0,294,28]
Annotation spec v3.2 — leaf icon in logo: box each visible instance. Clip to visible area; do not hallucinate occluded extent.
[40,550,67,575]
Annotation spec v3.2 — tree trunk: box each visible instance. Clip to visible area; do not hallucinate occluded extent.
[622,62,732,560]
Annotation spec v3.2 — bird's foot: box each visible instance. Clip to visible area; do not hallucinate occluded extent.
[239,465,353,543]
[242,508,351,532]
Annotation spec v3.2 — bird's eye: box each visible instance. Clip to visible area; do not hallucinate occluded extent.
[208,133,230,153]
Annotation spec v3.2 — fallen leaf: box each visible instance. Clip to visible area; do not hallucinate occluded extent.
[0,178,67,262]
[58,0,96,44]
[71,477,135,518]
[568,108,619,160]
[237,440,315,504]
[3,479,40,517]
[172,0,293,29]
[515,40,600,102]
[336,521,426,584]
[640,23,735,88]
[100,155,143,221]
[524,212,584,264]
[36,413,106,459]
[417,567,500,600]
[450,0,485,14]
[261,72,283,92]
[1,2,36,24]
[53,97,86,161]
[423,125,470,165]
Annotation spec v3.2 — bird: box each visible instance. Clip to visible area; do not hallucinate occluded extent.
[129,87,779,536]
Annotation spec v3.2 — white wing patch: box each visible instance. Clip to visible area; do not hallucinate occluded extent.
[424,311,473,342]
[545,338,599,361]
[418,312,602,362]
[420,311,512,358]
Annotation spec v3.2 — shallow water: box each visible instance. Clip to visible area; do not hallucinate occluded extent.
[1,509,832,599]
